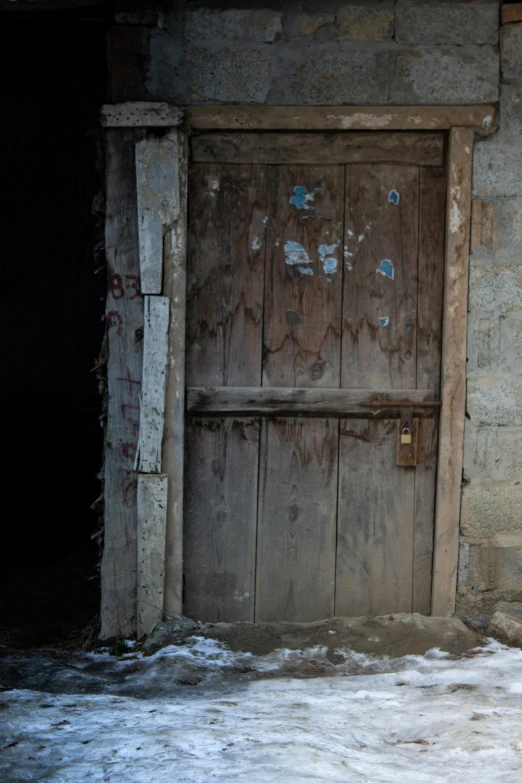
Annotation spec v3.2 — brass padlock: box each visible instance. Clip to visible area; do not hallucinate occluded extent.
[401,426,412,445]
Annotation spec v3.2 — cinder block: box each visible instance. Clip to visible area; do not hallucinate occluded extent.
[501,23,522,82]
[391,46,499,104]
[500,85,522,137]
[471,200,499,253]
[395,0,499,45]
[289,48,393,104]
[468,263,522,314]
[463,423,522,483]
[337,5,394,40]
[467,315,522,374]
[285,12,336,39]
[187,47,273,103]
[461,484,522,536]
[185,8,283,43]
[467,375,522,427]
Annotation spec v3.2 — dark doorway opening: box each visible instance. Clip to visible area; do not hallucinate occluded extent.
[0,12,108,646]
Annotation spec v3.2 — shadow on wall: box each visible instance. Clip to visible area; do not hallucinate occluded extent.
[0,14,107,645]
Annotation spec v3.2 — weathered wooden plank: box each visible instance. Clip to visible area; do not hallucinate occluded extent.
[186,105,496,134]
[137,296,169,473]
[431,127,474,617]
[135,132,179,294]
[102,102,183,128]
[100,128,146,640]
[184,418,259,622]
[162,133,188,618]
[417,167,447,391]
[263,164,344,387]
[191,132,444,166]
[343,164,419,390]
[137,473,168,638]
[256,418,338,622]
[186,164,267,387]
[413,417,438,615]
[335,418,415,616]
[187,386,439,415]
[502,3,522,25]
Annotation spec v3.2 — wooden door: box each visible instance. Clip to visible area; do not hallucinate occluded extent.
[184,132,446,622]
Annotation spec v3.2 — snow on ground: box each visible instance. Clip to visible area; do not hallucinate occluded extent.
[2,638,522,782]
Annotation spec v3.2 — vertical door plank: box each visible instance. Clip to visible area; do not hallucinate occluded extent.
[184,417,259,622]
[335,418,415,616]
[100,128,146,639]
[417,167,447,390]
[342,165,419,390]
[413,417,438,615]
[263,165,344,388]
[138,296,169,473]
[256,418,338,621]
[186,164,267,387]
[137,473,168,638]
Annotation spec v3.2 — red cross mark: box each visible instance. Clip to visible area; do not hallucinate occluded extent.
[117,369,141,397]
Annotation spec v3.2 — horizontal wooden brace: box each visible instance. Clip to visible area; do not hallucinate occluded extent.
[187,387,440,416]
[186,105,496,135]
[191,132,444,166]
[101,102,183,128]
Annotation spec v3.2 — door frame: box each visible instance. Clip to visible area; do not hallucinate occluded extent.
[100,102,495,635]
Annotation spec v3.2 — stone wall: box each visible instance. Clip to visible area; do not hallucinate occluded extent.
[144,0,522,621]
[458,8,522,622]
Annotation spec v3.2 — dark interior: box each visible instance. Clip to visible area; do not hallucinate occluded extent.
[0,12,108,645]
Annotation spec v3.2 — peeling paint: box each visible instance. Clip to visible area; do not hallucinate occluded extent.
[210,180,220,191]
[379,316,390,327]
[450,201,461,234]
[346,229,354,238]
[284,240,312,266]
[358,234,365,243]
[328,113,394,129]
[345,260,353,271]
[290,186,317,210]
[297,265,314,276]
[376,259,394,280]
[388,189,400,205]
[251,236,261,251]
[263,215,268,225]
[318,243,339,275]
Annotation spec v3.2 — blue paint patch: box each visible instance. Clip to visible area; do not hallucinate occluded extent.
[376,259,395,280]
[297,265,314,276]
[318,243,337,256]
[322,258,338,274]
[379,316,390,327]
[388,189,400,205]
[290,186,314,210]
[284,240,311,266]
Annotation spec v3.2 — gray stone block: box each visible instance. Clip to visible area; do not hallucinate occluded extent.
[285,12,336,39]
[391,45,499,104]
[487,611,522,646]
[395,0,499,45]
[468,263,522,314]
[461,483,522,536]
[463,423,522,484]
[187,47,273,104]
[185,8,283,43]
[501,23,522,83]
[501,84,522,137]
[467,315,522,374]
[474,139,522,199]
[337,5,394,40]
[289,48,393,104]
[467,376,522,427]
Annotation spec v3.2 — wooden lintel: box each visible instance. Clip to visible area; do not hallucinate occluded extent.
[501,3,522,24]
[101,102,183,128]
[188,387,439,416]
[137,473,168,639]
[431,127,474,617]
[186,105,496,135]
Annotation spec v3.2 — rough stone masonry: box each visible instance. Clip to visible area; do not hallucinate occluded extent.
[142,0,521,623]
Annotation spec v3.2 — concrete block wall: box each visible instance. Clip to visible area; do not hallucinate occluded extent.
[458,6,522,621]
[144,0,522,620]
